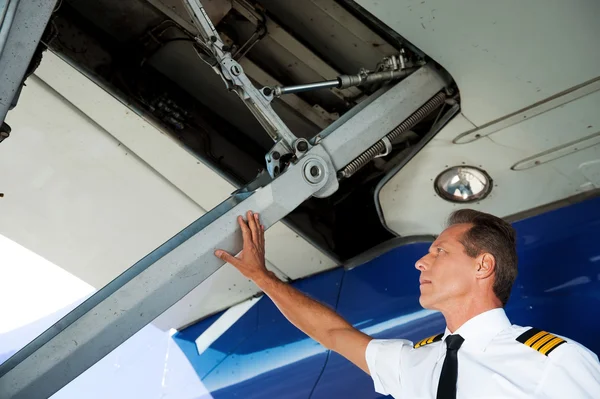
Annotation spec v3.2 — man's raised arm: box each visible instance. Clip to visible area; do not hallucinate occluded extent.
[215,211,372,374]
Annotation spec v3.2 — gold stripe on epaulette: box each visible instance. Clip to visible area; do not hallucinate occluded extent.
[524,331,547,347]
[532,334,555,351]
[540,336,566,355]
[516,328,566,356]
[413,333,443,348]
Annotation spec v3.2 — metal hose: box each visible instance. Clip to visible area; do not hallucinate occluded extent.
[338,91,447,178]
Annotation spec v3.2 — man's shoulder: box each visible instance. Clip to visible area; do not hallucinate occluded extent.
[368,338,414,351]
[503,325,597,362]
[368,333,443,355]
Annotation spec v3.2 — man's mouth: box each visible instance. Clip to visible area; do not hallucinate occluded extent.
[420,279,431,285]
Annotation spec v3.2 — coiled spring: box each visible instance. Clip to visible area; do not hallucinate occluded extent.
[339,91,447,178]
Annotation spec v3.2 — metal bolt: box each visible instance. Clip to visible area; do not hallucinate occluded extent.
[272,151,280,160]
[263,87,273,96]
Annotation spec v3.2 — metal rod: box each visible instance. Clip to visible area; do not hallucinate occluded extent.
[276,79,340,96]
[273,68,417,98]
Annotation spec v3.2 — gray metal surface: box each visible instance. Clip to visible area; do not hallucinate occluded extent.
[0,0,57,124]
[0,146,334,399]
[321,64,449,171]
[0,57,448,398]
[257,0,397,74]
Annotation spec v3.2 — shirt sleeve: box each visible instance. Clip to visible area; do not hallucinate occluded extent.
[536,341,600,398]
[365,338,412,397]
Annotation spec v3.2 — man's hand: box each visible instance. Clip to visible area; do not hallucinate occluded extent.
[214,210,269,282]
[214,210,373,376]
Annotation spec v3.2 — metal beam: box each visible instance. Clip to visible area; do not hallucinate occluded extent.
[0,145,336,399]
[0,0,57,124]
[0,64,447,399]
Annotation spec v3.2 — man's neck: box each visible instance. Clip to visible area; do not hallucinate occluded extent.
[442,299,502,333]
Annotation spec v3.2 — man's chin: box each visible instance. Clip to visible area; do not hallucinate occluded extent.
[418,296,438,310]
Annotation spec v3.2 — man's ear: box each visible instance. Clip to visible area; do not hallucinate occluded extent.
[476,253,496,279]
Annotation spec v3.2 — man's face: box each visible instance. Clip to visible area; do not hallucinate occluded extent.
[415,223,479,311]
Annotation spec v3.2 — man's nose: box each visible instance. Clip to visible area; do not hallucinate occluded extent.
[415,255,428,271]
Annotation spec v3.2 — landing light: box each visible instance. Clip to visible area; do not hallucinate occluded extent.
[434,166,492,203]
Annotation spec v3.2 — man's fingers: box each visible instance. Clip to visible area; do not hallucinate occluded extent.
[247,210,259,245]
[214,250,241,268]
[238,215,252,247]
[255,213,265,249]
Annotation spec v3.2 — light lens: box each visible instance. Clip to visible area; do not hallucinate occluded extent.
[434,166,492,203]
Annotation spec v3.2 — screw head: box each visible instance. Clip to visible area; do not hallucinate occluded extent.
[272,151,281,160]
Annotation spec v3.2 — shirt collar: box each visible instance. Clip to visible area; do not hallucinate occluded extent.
[439,308,511,354]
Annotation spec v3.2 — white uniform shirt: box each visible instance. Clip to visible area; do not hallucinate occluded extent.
[365,308,600,398]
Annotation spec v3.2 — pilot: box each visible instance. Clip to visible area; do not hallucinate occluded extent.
[215,209,600,398]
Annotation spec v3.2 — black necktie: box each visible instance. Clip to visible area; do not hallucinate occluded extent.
[436,334,465,399]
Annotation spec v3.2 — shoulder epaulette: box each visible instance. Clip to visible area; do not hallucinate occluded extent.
[516,327,566,356]
[414,333,444,348]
